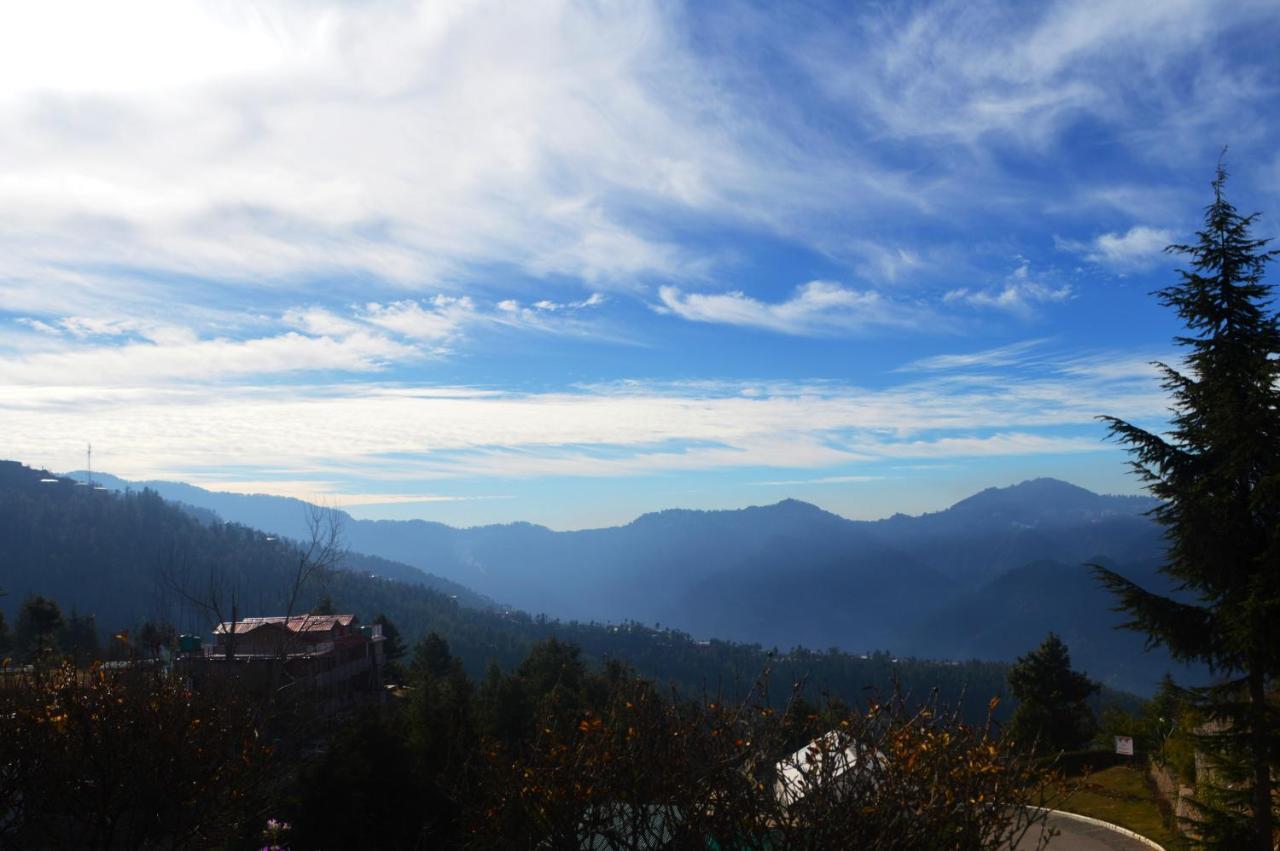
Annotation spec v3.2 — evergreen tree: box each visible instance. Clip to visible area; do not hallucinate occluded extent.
[1005,633,1098,753]
[0,610,10,659]
[136,620,174,662]
[372,613,405,661]
[61,610,101,665]
[1096,160,1280,849]
[410,632,458,681]
[15,595,64,663]
[517,636,591,735]
[292,708,424,850]
[476,659,531,749]
[373,612,407,683]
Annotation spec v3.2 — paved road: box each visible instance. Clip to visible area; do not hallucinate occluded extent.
[1016,812,1159,851]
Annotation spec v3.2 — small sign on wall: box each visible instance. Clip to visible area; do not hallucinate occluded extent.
[1114,735,1135,756]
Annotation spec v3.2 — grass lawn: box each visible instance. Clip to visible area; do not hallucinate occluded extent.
[1051,764,1187,850]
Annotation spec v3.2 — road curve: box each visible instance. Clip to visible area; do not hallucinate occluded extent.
[1016,812,1162,851]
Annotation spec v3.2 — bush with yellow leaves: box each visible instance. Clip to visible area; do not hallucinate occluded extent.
[470,676,1056,851]
[0,662,271,849]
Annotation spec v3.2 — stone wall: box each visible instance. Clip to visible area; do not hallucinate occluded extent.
[1148,760,1197,842]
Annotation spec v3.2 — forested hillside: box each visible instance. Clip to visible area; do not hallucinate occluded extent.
[2,459,1039,723]
[73,468,1191,694]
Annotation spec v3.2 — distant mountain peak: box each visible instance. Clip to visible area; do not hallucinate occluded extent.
[947,477,1154,520]
[770,497,827,513]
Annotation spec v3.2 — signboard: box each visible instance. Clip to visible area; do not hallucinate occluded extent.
[1114,735,1135,756]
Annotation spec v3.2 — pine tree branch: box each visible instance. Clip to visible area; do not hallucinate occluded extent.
[1096,416,1188,482]
[1089,564,1217,664]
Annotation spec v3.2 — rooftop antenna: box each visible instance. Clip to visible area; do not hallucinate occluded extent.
[75,443,91,486]
[83,443,107,490]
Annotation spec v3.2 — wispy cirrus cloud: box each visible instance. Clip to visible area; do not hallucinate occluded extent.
[898,338,1050,372]
[4,291,613,385]
[755,475,886,486]
[0,0,886,313]
[0,330,414,386]
[654,281,933,336]
[0,0,1272,372]
[1,1,1277,526]
[189,480,511,508]
[943,264,1072,319]
[796,0,1272,155]
[1,344,1170,490]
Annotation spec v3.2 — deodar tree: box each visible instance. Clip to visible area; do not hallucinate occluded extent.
[1095,159,1280,849]
[1006,633,1098,755]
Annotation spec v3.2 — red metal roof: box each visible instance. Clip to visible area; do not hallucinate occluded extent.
[214,614,356,635]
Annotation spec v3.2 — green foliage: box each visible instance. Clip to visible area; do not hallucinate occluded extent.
[1096,161,1280,849]
[470,661,1055,850]
[1056,765,1190,851]
[15,594,64,664]
[1142,674,1201,781]
[373,612,407,683]
[476,657,531,750]
[277,637,1056,850]
[135,620,174,661]
[0,610,10,658]
[291,707,424,850]
[0,459,1056,726]
[1091,675,1189,760]
[405,636,476,842]
[373,612,405,661]
[1006,633,1098,754]
[410,631,457,680]
[60,610,101,666]
[0,626,1056,849]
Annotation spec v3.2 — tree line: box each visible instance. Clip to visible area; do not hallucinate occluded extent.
[0,460,1027,724]
[0,624,1059,850]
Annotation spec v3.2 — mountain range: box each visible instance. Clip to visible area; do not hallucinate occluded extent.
[65,469,1197,695]
[0,459,1032,722]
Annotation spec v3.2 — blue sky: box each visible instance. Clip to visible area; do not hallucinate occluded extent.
[1,0,1279,529]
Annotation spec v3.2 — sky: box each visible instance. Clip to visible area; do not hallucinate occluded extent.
[2,0,1279,530]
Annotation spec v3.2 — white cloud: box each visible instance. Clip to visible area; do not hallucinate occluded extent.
[898,338,1049,371]
[850,432,1103,460]
[1054,350,1175,381]
[361,297,476,343]
[943,264,1072,319]
[1058,225,1175,270]
[849,241,927,284]
[0,0,860,310]
[943,283,1073,316]
[282,307,368,339]
[531,293,605,312]
[0,330,414,386]
[800,0,1265,152]
[0,346,1171,489]
[186,479,506,507]
[655,281,930,336]
[55,316,198,346]
[755,475,885,486]
[0,0,1271,337]
[15,317,60,335]
[3,292,625,387]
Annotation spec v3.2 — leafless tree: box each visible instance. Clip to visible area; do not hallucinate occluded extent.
[160,503,347,661]
[284,502,345,623]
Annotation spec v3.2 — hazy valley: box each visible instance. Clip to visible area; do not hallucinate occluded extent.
[59,468,1192,696]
